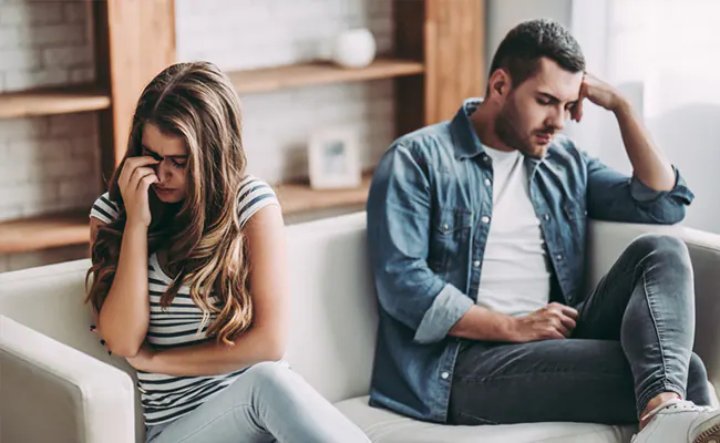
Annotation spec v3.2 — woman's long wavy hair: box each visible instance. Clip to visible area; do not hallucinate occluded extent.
[86,61,253,345]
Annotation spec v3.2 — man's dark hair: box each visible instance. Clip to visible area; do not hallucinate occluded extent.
[489,19,585,87]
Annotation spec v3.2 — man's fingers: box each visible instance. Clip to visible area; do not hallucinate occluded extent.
[575,100,584,122]
[547,327,567,340]
[559,305,579,319]
[574,84,587,122]
[549,302,578,319]
[559,314,577,332]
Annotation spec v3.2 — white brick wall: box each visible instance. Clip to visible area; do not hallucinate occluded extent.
[0,1,99,224]
[0,0,397,271]
[175,0,396,184]
[0,114,100,221]
[0,2,94,93]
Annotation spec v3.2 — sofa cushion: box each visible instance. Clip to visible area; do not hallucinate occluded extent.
[335,396,636,443]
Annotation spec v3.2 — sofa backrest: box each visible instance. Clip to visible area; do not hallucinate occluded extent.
[283,212,378,402]
[4,213,718,420]
[0,211,377,405]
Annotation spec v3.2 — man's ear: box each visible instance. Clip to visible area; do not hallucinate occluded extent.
[487,68,512,101]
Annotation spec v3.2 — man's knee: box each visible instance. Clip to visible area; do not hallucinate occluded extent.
[628,234,690,267]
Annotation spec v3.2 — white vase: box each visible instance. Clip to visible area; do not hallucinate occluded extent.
[331,28,377,69]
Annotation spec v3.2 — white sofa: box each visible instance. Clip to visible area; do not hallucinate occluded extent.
[1,212,719,443]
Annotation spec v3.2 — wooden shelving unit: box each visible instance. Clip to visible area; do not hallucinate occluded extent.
[275,174,372,215]
[0,0,486,258]
[0,85,111,119]
[0,177,372,254]
[0,211,89,254]
[229,58,424,94]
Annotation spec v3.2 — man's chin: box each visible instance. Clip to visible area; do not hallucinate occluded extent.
[519,144,547,159]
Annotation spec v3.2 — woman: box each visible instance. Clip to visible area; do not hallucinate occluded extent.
[86,62,369,443]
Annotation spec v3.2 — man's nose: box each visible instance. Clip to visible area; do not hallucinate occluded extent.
[547,107,565,131]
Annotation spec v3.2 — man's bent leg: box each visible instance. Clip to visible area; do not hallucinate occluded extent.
[574,234,711,415]
[448,339,637,425]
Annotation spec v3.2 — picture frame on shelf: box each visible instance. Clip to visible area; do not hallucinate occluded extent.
[308,127,361,190]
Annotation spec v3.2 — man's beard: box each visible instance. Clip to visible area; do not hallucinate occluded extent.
[495,100,552,159]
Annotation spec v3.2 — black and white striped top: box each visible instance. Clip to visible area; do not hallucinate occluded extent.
[89,176,279,426]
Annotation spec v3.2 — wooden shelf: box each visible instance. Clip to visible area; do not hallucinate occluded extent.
[275,173,372,215]
[0,175,373,254]
[0,84,111,119]
[229,58,424,94]
[0,211,89,254]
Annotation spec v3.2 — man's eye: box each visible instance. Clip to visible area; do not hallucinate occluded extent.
[537,98,551,105]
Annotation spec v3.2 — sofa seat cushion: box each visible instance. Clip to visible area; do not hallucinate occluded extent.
[335,396,636,443]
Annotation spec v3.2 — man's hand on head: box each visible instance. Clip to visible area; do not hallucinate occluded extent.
[571,73,627,122]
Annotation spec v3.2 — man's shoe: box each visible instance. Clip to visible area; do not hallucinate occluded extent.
[632,399,720,443]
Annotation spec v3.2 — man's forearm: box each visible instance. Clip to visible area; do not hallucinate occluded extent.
[448,305,517,342]
[614,98,675,191]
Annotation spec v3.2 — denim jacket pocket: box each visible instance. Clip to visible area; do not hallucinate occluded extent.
[429,208,473,272]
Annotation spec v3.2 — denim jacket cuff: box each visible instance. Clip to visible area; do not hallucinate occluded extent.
[413,284,474,344]
[630,165,693,204]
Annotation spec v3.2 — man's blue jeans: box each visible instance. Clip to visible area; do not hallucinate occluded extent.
[449,234,713,425]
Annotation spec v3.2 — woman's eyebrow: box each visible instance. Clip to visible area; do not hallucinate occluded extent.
[141,144,189,160]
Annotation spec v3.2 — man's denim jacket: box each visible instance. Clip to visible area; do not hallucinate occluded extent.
[366,99,694,422]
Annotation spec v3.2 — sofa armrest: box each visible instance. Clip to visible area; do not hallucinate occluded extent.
[0,316,135,443]
[587,221,720,403]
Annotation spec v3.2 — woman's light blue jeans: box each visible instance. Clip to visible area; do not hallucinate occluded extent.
[146,361,369,443]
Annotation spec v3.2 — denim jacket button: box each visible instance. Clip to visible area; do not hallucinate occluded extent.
[480,216,490,224]
[440,371,450,380]
[442,223,449,232]
[544,214,550,221]
[473,260,480,268]
[484,178,491,186]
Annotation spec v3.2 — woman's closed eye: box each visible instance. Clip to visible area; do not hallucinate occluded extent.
[169,158,187,168]
[141,148,186,168]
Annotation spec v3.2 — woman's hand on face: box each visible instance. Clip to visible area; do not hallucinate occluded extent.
[118,156,159,227]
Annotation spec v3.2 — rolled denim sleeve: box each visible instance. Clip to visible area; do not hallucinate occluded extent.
[414,284,474,343]
[367,142,473,344]
[583,152,694,224]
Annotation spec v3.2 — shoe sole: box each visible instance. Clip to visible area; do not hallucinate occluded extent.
[695,422,720,443]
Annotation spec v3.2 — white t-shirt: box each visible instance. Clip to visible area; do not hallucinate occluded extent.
[476,146,551,316]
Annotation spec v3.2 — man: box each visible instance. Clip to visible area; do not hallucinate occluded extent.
[366,19,719,442]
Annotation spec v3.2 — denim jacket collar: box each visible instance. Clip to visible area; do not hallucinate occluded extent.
[451,98,547,176]
[449,98,488,160]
